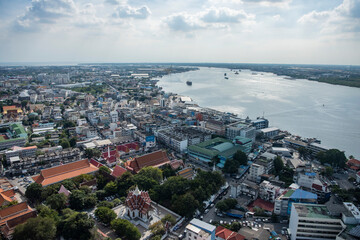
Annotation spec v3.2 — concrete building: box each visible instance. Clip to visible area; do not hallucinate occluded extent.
[5,146,37,161]
[259,127,280,138]
[156,127,211,153]
[259,180,281,203]
[289,203,344,240]
[308,142,330,156]
[186,219,216,240]
[205,119,226,136]
[274,189,317,216]
[249,163,265,183]
[231,179,259,200]
[342,202,360,225]
[251,118,269,130]
[188,137,247,168]
[226,122,256,141]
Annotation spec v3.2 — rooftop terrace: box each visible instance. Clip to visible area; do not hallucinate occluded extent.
[294,203,336,219]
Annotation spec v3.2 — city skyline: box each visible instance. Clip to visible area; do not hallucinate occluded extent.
[0,0,359,65]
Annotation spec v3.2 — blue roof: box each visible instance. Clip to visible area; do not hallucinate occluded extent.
[290,189,317,200]
[190,219,216,233]
[305,172,316,177]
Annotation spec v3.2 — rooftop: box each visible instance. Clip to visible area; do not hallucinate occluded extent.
[32,159,99,186]
[190,218,216,233]
[293,203,337,219]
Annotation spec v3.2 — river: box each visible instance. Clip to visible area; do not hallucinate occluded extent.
[156,67,360,158]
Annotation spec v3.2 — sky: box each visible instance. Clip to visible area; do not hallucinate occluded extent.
[0,0,359,65]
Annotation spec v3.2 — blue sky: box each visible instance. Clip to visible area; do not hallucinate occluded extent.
[0,0,359,64]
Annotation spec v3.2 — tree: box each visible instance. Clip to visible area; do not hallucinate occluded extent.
[229,221,241,232]
[21,100,29,109]
[84,194,97,209]
[323,166,334,177]
[149,221,165,236]
[95,207,117,225]
[63,120,76,128]
[13,217,56,240]
[273,156,284,175]
[133,174,159,191]
[46,193,67,211]
[298,147,307,158]
[111,219,141,240]
[25,183,43,203]
[210,155,220,167]
[85,148,101,159]
[216,200,228,212]
[223,158,240,174]
[97,201,114,208]
[69,137,77,147]
[279,167,295,187]
[171,193,199,218]
[104,181,118,196]
[37,205,60,224]
[161,214,176,225]
[162,165,176,178]
[69,190,86,210]
[59,210,95,240]
[216,198,237,212]
[233,150,248,166]
[137,167,163,183]
[60,139,70,149]
[316,149,347,168]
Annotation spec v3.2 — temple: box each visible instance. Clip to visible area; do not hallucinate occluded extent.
[125,186,152,223]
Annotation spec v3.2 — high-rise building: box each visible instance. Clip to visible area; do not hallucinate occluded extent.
[289,203,344,240]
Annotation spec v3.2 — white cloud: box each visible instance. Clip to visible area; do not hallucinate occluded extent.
[298,0,360,35]
[201,7,254,23]
[112,5,151,19]
[164,7,254,32]
[164,13,204,32]
[241,0,292,8]
[75,3,106,28]
[14,0,76,31]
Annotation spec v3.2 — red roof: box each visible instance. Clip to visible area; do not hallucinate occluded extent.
[216,226,245,240]
[0,189,16,206]
[169,160,184,170]
[312,183,323,191]
[125,187,151,215]
[0,202,34,227]
[126,150,170,174]
[1,211,37,238]
[111,165,127,178]
[90,159,104,168]
[347,159,360,168]
[248,198,274,212]
[32,159,99,186]
[102,150,117,159]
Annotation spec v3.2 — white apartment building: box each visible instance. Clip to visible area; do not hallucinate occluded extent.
[289,203,344,240]
[185,224,211,240]
[259,180,282,203]
[259,127,280,138]
[186,219,215,240]
[342,202,360,225]
[249,163,265,183]
[110,111,119,123]
[226,122,256,141]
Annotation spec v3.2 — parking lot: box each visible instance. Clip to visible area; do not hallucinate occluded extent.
[7,176,34,195]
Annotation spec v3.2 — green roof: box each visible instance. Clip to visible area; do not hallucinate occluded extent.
[220,145,244,158]
[283,189,295,198]
[294,204,337,219]
[188,137,245,159]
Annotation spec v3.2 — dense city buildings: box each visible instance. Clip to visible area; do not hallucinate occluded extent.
[0,63,357,240]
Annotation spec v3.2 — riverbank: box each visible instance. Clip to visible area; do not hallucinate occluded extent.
[156,67,360,158]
